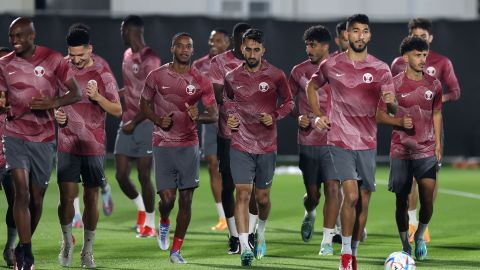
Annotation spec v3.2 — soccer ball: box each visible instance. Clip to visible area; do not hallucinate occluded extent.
[384,251,416,270]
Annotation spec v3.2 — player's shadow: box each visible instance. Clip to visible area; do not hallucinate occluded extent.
[435,244,480,251]
[191,262,326,270]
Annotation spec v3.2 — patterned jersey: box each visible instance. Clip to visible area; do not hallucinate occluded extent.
[225,60,294,154]
[390,72,442,159]
[209,50,244,138]
[141,64,216,147]
[192,54,211,76]
[58,54,120,155]
[391,50,460,102]
[311,52,395,150]
[289,59,331,146]
[0,115,5,167]
[0,46,70,142]
[121,47,161,123]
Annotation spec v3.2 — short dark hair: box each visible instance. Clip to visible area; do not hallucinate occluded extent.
[66,23,90,46]
[212,28,229,37]
[242,28,264,45]
[346,14,370,29]
[122,15,144,28]
[233,22,251,39]
[408,18,433,35]
[303,25,332,43]
[0,47,12,53]
[400,36,429,55]
[171,32,192,46]
[336,21,347,36]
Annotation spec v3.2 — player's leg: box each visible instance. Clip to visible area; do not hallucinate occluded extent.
[57,181,78,267]
[321,179,340,255]
[136,156,155,237]
[72,196,83,228]
[100,179,113,216]
[2,172,16,267]
[169,188,194,264]
[248,188,258,249]
[407,178,419,243]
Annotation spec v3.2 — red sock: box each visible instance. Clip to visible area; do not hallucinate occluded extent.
[171,236,184,253]
[160,218,170,225]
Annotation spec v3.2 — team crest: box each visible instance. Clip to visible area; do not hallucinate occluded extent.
[363,73,373,83]
[132,64,140,74]
[259,82,269,92]
[186,84,196,95]
[34,66,45,77]
[426,66,436,76]
[424,90,434,100]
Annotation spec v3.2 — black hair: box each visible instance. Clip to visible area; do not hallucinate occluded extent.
[171,32,192,46]
[232,22,251,39]
[212,28,229,37]
[303,25,332,43]
[0,47,12,53]
[346,14,370,29]
[242,28,264,45]
[408,18,433,35]
[336,21,347,36]
[66,23,90,46]
[400,36,429,55]
[122,15,144,28]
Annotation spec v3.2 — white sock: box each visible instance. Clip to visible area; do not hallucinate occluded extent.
[145,211,155,228]
[415,223,428,241]
[73,197,81,216]
[227,217,238,237]
[341,236,352,255]
[61,224,73,245]
[239,233,251,252]
[82,229,96,253]
[322,227,335,245]
[101,182,111,194]
[132,194,146,212]
[248,213,258,234]
[351,240,360,256]
[306,209,317,219]
[408,209,418,226]
[336,214,341,228]
[215,203,225,219]
[256,219,267,236]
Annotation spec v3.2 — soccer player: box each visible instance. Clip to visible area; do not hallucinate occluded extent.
[210,22,257,254]
[306,14,396,270]
[192,28,230,231]
[115,15,161,237]
[140,32,218,264]
[55,24,121,268]
[0,17,81,269]
[378,36,442,260]
[332,21,349,56]
[289,25,341,255]
[391,18,460,243]
[0,46,14,268]
[226,28,294,266]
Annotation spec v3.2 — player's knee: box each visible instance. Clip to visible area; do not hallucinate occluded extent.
[256,195,270,208]
[14,189,30,206]
[343,192,359,207]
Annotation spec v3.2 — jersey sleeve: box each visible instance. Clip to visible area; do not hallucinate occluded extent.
[390,57,405,77]
[101,71,120,103]
[141,72,157,102]
[55,57,73,84]
[309,60,328,88]
[441,58,461,102]
[144,54,161,76]
[378,68,395,111]
[288,69,300,97]
[273,71,294,120]
[209,56,224,85]
[433,79,443,111]
[200,76,217,107]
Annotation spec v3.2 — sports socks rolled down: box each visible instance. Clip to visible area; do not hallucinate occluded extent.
[227,217,238,237]
[132,194,146,212]
[171,236,184,253]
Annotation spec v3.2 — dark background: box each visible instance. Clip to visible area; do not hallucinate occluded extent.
[0,14,477,158]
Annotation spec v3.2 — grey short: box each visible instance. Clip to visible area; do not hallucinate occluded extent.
[299,145,338,186]
[57,152,106,188]
[153,145,200,191]
[388,156,438,195]
[230,147,276,189]
[201,123,218,157]
[329,146,376,192]
[4,136,56,188]
[114,121,153,158]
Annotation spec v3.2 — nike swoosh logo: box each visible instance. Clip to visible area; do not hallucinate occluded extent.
[335,73,345,77]
[8,71,15,75]
[236,86,243,89]
[146,150,153,154]
[161,86,170,89]
[401,93,410,98]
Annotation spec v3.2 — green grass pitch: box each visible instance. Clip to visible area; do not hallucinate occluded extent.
[0,162,479,269]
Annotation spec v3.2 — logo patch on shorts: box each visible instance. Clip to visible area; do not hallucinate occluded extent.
[34,66,45,77]
[259,82,269,92]
[186,84,196,95]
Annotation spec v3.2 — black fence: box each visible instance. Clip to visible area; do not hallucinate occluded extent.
[0,14,478,157]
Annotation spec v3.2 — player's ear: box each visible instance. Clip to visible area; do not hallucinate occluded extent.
[428,34,433,44]
[402,53,408,63]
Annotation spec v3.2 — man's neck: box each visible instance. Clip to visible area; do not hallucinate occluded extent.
[405,67,423,81]
[347,49,368,61]
[171,61,190,74]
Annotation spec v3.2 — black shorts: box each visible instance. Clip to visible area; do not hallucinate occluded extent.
[57,152,106,188]
[298,145,337,186]
[388,156,438,195]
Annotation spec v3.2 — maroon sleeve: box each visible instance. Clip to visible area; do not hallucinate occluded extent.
[390,57,405,77]
[378,68,395,112]
[101,71,120,103]
[433,79,443,111]
[200,77,216,107]
[141,72,157,102]
[273,71,294,120]
[55,58,72,84]
[310,60,328,88]
[144,54,161,76]
[0,66,6,92]
[210,56,225,85]
[441,58,460,101]
[288,69,300,97]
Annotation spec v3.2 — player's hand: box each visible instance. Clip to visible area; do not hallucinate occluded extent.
[185,102,198,121]
[401,114,413,129]
[0,92,6,108]
[259,113,273,127]
[435,145,442,163]
[227,114,239,131]
[30,95,56,110]
[86,80,100,101]
[314,116,330,130]
[156,112,174,130]
[298,114,310,128]
[382,91,395,104]
[54,108,68,125]
[121,120,136,134]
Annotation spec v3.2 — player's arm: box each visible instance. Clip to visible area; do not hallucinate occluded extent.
[271,72,294,120]
[86,80,122,117]
[194,104,218,124]
[213,83,224,105]
[433,109,442,161]
[140,97,172,130]
[441,59,460,102]
[375,109,412,129]
[306,78,329,130]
